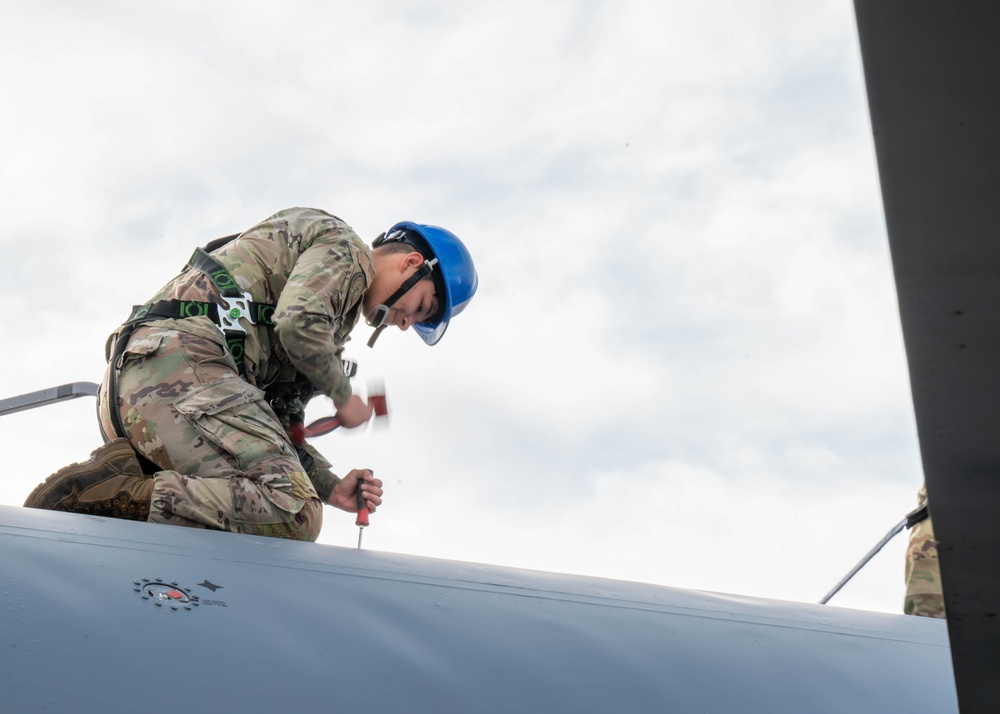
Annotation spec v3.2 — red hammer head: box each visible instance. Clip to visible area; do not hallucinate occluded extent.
[369,393,388,418]
[368,379,389,421]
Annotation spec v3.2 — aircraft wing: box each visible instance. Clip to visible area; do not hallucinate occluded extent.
[854,3,1000,709]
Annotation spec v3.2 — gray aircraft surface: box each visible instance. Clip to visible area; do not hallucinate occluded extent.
[3,2,998,712]
[0,499,955,714]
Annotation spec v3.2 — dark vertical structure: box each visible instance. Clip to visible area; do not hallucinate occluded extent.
[854,3,1000,711]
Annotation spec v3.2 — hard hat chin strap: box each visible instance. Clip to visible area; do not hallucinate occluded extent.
[366,258,438,348]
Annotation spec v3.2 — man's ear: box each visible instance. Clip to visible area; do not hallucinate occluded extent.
[399,251,424,272]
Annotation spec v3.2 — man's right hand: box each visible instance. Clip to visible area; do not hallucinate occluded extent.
[335,394,374,428]
[328,468,383,513]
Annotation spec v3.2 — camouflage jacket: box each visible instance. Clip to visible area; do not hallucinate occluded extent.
[116,207,374,407]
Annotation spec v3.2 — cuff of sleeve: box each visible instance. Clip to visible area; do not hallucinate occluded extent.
[310,467,342,504]
[295,441,341,503]
[329,377,352,408]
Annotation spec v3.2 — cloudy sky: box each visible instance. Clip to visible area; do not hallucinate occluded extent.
[0,0,922,615]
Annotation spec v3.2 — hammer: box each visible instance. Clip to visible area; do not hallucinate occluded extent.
[298,384,389,439]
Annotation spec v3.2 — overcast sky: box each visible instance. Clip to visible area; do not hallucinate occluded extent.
[0,0,922,615]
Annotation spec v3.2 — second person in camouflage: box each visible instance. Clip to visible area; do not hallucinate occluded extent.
[903,483,945,618]
[24,207,479,542]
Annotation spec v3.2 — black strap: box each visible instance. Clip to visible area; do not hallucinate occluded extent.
[126,299,275,328]
[122,297,275,378]
[906,502,930,528]
[366,324,388,348]
[201,232,241,255]
[187,248,243,298]
[380,259,436,316]
[106,322,140,439]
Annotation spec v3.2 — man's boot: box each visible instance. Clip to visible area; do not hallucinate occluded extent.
[24,438,154,521]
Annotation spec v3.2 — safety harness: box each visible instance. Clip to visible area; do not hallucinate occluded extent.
[127,247,276,369]
[107,242,275,439]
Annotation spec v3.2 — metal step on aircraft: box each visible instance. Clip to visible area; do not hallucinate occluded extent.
[2,2,998,712]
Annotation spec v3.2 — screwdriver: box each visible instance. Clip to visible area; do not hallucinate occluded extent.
[356,470,371,549]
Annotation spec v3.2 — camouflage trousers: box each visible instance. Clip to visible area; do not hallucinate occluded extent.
[903,483,945,618]
[97,326,322,541]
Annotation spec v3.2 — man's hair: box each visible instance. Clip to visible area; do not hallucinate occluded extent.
[373,231,443,303]
[372,239,437,294]
[372,241,414,256]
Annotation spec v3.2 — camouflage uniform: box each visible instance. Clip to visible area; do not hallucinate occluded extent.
[903,483,946,618]
[97,208,374,541]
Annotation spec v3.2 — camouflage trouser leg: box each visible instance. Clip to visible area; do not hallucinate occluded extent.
[903,483,945,618]
[97,326,322,541]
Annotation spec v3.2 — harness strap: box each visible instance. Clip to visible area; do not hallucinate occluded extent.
[905,502,930,528]
[126,298,276,330]
[187,247,244,298]
[106,245,277,439]
[106,321,141,439]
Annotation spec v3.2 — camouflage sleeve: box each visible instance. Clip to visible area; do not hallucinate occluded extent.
[263,379,341,503]
[273,238,370,405]
[296,442,341,504]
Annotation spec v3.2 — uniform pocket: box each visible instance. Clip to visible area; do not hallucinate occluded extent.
[173,378,288,472]
[172,373,315,514]
[117,329,166,369]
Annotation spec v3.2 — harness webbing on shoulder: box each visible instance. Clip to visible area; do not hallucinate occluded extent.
[106,241,276,439]
[127,247,277,373]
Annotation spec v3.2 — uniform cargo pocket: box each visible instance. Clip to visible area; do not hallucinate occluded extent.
[173,378,289,473]
[116,329,166,369]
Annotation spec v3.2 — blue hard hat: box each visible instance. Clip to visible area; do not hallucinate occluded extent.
[378,221,478,345]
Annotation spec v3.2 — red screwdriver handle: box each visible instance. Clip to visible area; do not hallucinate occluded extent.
[355,474,370,528]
